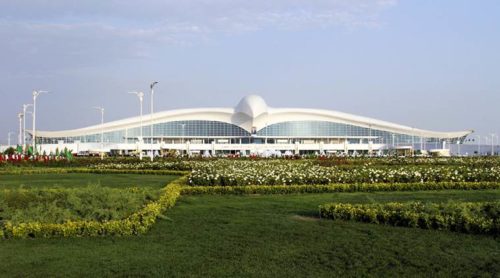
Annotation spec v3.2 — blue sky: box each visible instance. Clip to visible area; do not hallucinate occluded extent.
[1,0,499,144]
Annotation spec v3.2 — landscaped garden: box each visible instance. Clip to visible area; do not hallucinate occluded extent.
[0,157,499,276]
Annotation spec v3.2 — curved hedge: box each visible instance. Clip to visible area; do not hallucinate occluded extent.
[0,177,184,239]
[319,201,500,235]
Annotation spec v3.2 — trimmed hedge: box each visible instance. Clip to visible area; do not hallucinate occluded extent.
[181,181,500,195]
[319,201,500,235]
[0,168,188,176]
[0,177,184,239]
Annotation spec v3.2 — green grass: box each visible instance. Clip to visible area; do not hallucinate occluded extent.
[0,173,178,189]
[1,190,499,277]
[0,173,178,224]
[1,185,159,224]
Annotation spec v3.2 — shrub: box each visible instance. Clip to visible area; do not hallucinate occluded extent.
[319,201,500,235]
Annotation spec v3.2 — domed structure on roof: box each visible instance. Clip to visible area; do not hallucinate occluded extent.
[234,95,268,118]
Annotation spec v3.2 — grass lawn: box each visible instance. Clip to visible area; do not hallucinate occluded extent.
[0,173,178,189]
[1,189,499,277]
[0,174,179,224]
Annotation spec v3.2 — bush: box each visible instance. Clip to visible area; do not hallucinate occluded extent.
[319,201,500,235]
[2,147,15,155]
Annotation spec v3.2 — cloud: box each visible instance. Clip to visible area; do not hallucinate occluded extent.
[0,0,397,73]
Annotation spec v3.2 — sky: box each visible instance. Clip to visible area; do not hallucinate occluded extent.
[1,0,499,145]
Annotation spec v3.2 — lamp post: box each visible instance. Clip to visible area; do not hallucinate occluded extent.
[150,81,158,162]
[22,104,33,146]
[93,106,105,160]
[32,90,48,155]
[22,110,33,153]
[491,134,498,156]
[411,128,415,157]
[18,113,23,145]
[496,133,500,156]
[7,132,14,147]
[129,91,144,160]
[181,123,186,156]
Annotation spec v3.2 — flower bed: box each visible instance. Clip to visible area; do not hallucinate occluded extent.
[187,160,500,186]
[88,161,193,171]
[314,157,500,167]
[319,201,500,235]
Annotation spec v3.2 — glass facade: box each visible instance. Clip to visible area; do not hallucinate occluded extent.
[38,120,250,144]
[37,120,466,147]
[151,120,250,137]
[257,121,465,145]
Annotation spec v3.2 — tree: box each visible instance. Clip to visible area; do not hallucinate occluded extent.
[3,147,15,155]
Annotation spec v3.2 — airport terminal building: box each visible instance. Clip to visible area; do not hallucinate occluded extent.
[34,95,472,156]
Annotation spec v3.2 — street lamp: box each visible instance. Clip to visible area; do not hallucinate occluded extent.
[22,104,33,146]
[181,123,186,155]
[129,91,144,160]
[17,112,23,145]
[150,81,158,161]
[32,90,48,155]
[93,106,105,160]
[496,133,500,156]
[7,131,14,147]
[491,133,498,156]
[24,110,33,141]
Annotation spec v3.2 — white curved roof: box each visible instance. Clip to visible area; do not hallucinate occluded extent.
[37,95,472,139]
